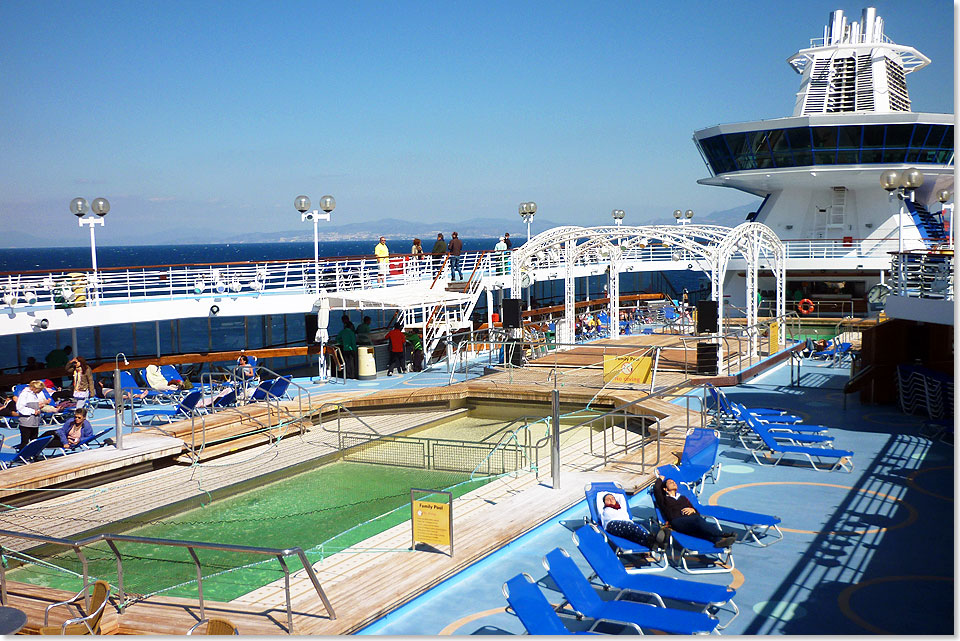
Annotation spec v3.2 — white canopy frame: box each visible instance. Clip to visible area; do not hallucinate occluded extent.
[510,223,786,352]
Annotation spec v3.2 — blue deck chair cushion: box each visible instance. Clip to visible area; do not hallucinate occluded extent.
[674,485,782,547]
[583,481,653,556]
[0,434,54,469]
[573,524,738,628]
[502,573,598,635]
[135,390,203,425]
[542,548,718,634]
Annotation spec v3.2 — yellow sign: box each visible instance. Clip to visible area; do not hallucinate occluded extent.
[770,321,780,353]
[412,499,451,547]
[602,355,653,384]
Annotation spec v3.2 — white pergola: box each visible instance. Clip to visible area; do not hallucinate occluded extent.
[510,222,786,352]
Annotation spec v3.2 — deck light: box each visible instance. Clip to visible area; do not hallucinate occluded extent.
[3,292,15,307]
[210,304,220,315]
[230,278,242,293]
[938,190,952,203]
[901,168,924,191]
[881,169,925,293]
[519,202,537,241]
[319,195,336,213]
[611,209,625,226]
[23,291,37,305]
[294,195,311,213]
[71,196,109,302]
[880,169,901,191]
[674,209,694,225]
[194,278,205,294]
[31,318,49,330]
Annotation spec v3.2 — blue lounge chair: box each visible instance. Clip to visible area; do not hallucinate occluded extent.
[119,371,164,405]
[736,411,835,451]
[51,428,113,457]
[573,523,739,629]
[707,385,803,423]
[140,368,183,403]
[0,434,54,469]
[501,573,605,635]
[647,486,734,575]
[655,427,721,496]
[582,481,664,570]
[134,390,203,425]
[728,403,830,437]
[246,379,277,403]
[542,548,720,634]
[673,484,783,547]
[745,420,854,472]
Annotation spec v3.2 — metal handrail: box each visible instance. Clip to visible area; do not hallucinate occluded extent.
[0,528,335,633]
[317,402,380,437]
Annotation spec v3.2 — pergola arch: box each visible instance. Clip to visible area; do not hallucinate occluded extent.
[508,223,785,349]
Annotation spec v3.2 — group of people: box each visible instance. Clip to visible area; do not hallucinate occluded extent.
[334,314,424,379]
[372,231,515,284]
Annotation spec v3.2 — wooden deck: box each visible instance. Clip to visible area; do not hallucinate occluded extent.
[0,334,788,635]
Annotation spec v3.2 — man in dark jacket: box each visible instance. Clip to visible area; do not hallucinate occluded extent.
[431,233,447,277]
[448,231,464,280]
[653,474,736,548]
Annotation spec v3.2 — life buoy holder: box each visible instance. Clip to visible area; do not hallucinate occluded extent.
[797,298,815,315]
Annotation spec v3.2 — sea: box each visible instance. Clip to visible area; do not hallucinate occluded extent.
[0,240,707,374]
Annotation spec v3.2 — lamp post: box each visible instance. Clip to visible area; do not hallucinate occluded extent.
[70,197,109,303]
[673,209,694,225]
[880,168,924,294]
[938,189,953,249]
[114,352,129,451]
[519,201,537,242]
[611,209,625,227]
[295,194,335,292]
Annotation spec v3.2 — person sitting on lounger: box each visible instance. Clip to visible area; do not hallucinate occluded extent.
[146,364,183,391]
[601,493,667,550]
[653,475,736,548]
[42,407,93,449]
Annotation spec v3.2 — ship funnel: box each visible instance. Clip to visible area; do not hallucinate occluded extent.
[828,9,846,44]
[861,7,877,42]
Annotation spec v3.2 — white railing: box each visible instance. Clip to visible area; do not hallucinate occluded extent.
[781,238,900,260]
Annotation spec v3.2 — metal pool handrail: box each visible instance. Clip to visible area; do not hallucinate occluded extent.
[317,401,380,436]
[0,528,335,633]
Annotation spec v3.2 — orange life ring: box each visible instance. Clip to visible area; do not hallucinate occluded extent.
[797,298,815,315]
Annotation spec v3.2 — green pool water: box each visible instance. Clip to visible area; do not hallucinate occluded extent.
[8,461,491,602]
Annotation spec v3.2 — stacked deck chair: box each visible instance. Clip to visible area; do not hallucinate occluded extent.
[707,385,803,427]
[740,412,854,472]
[572,523,739,629]
[502,572,611,635]
[542,547,720,634]
[647,486,734,574]
[733,406,835,451]
[583,481,665,571]
[672,485,783,547]
[655,427,721,497]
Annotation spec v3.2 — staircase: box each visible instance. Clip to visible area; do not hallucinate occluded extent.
[905,200,946,242]
[421,254,493,363]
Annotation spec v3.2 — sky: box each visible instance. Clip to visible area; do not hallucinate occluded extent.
[0,0,954,245]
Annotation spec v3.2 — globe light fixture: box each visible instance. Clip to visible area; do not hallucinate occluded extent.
[70,196,110,302]
[880,167,926,292]
[611,209,625,226]
[296,194,335,293]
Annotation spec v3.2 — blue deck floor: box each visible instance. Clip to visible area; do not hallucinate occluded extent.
[358,358,954,635]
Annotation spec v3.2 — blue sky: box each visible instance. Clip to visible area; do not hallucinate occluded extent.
[0,0,953,245]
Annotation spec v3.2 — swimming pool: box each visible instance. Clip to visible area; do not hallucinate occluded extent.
[7,460,494,602]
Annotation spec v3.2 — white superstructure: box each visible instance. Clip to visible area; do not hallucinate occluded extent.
[693,6,954,318]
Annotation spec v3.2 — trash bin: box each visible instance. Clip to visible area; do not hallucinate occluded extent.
[358,346,377,380]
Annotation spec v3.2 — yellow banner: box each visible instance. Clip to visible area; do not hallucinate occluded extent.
[770,321,780,353]
[602,355,653,384]
[412,500,450,546]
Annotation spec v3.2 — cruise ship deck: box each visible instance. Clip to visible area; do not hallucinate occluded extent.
[0,337,951,635]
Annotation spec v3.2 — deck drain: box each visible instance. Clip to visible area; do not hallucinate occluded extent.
[752,600,806,621]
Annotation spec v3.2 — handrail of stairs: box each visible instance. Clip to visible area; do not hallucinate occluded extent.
[0,528,335,633]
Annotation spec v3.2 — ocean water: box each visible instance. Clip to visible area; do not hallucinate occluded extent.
[0,240,707,374]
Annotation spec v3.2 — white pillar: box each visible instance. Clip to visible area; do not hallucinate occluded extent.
[563,240,576,347]
[608,248,621,338]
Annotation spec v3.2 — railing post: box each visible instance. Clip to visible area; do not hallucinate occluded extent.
[278,555,294,633]
[104,539,127,612]
[550,389,561,489]
[187,547,205,620]
[0,546,7,605]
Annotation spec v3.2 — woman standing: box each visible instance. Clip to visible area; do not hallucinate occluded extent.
[67,356,95,410]
[411,238,424,278]
[15,380,48,447]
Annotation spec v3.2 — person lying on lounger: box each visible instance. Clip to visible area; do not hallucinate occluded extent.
[601,493,668,550]
[653,475,737,548]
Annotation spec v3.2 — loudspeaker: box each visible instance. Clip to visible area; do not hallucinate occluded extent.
[696,342,719,376]
[696,300,719,334]
[502,298,522,328]
[305,314,319,344]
